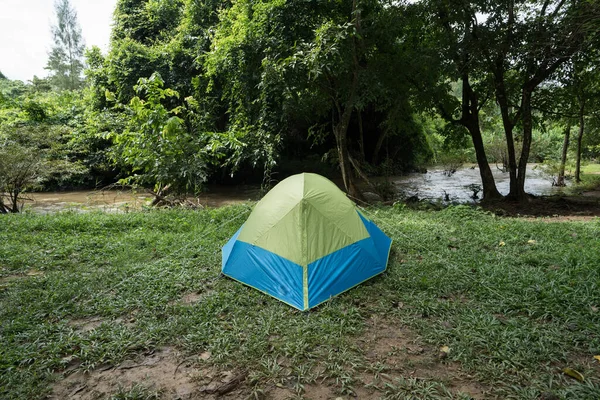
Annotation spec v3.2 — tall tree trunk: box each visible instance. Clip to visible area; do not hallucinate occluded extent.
[493,66,518,195]
[10,189,20,213]
[357,110,365,162]
[575,98,585,183]
[556,123,571,186]
[333,0,363,202]
[466,120,502,201]
[332,71,362,201]
[334,112,362,201]
[462,77,503,201]
[514,89,533,200]
[372,131,386,165]
[435,3,503,201]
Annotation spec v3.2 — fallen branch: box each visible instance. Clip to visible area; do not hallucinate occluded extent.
[201,371,247,396]
[216,372,246,396]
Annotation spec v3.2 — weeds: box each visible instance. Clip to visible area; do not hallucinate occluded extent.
[1,205,599,398]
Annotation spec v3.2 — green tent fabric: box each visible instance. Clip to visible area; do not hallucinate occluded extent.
[222,173,392,310]
[237,173,370,266]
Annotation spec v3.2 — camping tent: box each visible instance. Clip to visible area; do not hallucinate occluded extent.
[222,173,392,310]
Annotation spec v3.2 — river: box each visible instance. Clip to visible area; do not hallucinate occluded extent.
[21,165,570,213]
[25,185,260,213]
[390,164,565,203]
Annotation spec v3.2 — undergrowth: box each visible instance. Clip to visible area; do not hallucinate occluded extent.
[0,205,599,399]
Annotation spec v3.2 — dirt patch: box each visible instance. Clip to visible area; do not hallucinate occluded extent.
[51,347,202,399]
[68,315,138,333]
[0,270,45,286]
[302,383,359,399]
[268,386,295,400]
[0,274,22,285]
[263,317,488,399]
[114,315,137,329]
[182,290,215,305]
[169,290,216,307]
[68,317,104,332]
[565,352,600,378]
[51,348,254,400]
[583,190,600,198]
[267,382,378,400]
[356,317,489,399]
[483,196,600,218]
[182,293,204,304]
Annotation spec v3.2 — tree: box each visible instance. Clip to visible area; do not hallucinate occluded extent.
[0,142,43,213]
[419,0,600,201]
[533,49,600,187]
[482,0,600,200]
[46,0,86,90]
[569,56,600,183]
[0,121,88,213]
[107,0,194,103]
[110,73,209,199]
[205,0,430,198]
[420,0,503,201]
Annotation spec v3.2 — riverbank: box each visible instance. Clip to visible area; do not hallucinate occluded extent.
[24,184,261,214]
[1,206,599,399]
[14,163,600,215]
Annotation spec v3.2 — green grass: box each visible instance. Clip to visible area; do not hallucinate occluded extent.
[1,205,599,399]
[581,163,600,175]
[567,163,600,193]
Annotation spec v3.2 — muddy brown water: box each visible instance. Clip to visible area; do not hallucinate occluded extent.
[20,165,579,213]
[25,185,261,213]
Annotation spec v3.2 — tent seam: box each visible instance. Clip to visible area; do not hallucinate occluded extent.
[304,202,369,262]
[241,202,299,245]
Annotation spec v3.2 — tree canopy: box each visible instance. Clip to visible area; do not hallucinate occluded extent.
[46,0,86,90]
[2,0,600,207]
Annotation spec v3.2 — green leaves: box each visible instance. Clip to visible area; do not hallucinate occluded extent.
[46,0,85,91]
[112,72,207,193]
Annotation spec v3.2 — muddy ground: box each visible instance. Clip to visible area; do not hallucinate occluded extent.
[51,316,489,400]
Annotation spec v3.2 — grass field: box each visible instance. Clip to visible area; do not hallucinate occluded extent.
[576,164,600,192]
[582,164,600,175]
[1,205,599,399]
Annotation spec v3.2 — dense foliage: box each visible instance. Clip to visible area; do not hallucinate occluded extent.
[1,0,599,206]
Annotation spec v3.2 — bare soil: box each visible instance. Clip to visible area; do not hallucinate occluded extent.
[0,270,45,289]
[356,316,488,399]
[50,316,490,400]
[167,290,216,307]
[483,195,600,219]
[263,316,489,400]
[0,275,22,285]
[51,347,207,400]
[181,290,216,305]
[68,317,104,333]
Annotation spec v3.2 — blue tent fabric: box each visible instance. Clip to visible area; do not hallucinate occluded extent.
[221,173,392,310]
[307,213,392,308]
[222,226,242,269]
[222,234,305,309]
[222,210,392,310]
[358,213,393,262]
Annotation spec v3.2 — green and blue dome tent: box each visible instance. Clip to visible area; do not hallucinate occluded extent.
[222,173,392,311]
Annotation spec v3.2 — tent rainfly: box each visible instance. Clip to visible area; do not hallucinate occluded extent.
[222,173,392,310]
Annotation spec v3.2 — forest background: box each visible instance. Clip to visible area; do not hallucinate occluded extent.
[1,0,600,212]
